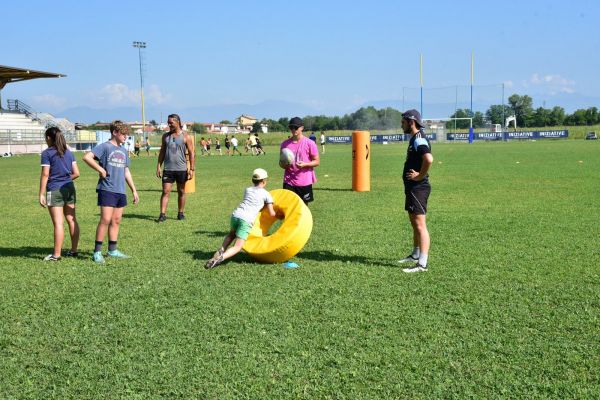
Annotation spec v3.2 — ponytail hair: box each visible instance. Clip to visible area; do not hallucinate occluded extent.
[45,127,67,157]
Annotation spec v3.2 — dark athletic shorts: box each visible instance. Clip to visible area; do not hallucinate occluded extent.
[405,185,431,215]
[283,183,314,204]
[162,170,188,184]
[97,189,127,208]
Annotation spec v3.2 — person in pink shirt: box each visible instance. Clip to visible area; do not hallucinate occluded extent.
[280,117,320,204]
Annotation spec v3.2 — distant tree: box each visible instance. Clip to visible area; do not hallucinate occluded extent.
[567,109,589,125]
[220,120,231,125]
[149,119,157,126]
[548,106,566,126]
[251,121,262,133]
[191,123,207,134]
[585,107,599,125]
[508,94,534,127]
[532,107,550,127]
[486,104,513,125]
[351,106,380,130]
[446,109,472,129]
[277,117,290,128]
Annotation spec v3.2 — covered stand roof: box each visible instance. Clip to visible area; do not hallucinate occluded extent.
[0,65,66,89]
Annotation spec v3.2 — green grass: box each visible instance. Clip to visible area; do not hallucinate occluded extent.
[1,141,599,398]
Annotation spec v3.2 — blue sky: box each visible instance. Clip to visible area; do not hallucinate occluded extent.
[2,0,599,122]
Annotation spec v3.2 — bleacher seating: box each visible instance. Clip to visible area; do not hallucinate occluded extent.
[0,110,46,135]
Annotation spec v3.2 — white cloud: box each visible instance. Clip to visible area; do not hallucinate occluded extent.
[503,80,514,88]
[528,73,575,94]
[92,83,171,106]
[30,94,67,109]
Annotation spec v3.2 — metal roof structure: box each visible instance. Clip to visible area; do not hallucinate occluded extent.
[0,65,66,89]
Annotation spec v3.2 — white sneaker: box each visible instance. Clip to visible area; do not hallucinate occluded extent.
[398,255,419,264]
[402,263,428,273]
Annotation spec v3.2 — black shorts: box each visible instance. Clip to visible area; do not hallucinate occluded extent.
[283,183,314,204]
[405,185,430,215]
[162,170,188,185]
[97,189,127,208]
[225,144,230,149]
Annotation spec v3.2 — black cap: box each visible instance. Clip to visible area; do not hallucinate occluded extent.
[288,117,304,128]
[402,109,424,128]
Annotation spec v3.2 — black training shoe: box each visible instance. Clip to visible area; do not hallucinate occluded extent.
[157,214,167,223]
[177,212,185,220]
[65,251,78,257]
[402,263,428,273]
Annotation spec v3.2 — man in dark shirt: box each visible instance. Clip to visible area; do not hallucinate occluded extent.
[398,109,433,273]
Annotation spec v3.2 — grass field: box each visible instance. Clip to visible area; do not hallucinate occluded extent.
[1,140,599,398]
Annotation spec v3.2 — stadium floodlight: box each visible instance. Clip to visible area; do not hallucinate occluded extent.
[132,41,147,142]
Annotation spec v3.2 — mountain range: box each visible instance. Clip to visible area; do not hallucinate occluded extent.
[55,93,600,124]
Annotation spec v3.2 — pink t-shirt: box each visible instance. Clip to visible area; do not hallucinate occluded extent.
[280,136,318,186]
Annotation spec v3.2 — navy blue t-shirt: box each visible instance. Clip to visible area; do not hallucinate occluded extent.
[40,147,76,191]
[403,131,431,188]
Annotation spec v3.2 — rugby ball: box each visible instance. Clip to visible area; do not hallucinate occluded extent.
[279,148,295,168]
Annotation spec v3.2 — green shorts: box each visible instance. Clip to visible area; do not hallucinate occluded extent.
[47,183,76,207]
[230,216,253,240]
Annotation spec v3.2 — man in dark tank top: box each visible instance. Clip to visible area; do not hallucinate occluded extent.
[156,114,195,222]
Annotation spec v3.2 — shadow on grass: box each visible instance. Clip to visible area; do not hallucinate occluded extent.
[194,229,230,237]
[0,246,91,260]
[314,187,353,192]
[184,249,257,266]
[298,250,393,267]
[124,213,157,221]
[136,188,162,192]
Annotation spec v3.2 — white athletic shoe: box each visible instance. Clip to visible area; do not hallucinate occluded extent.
[402,263,428,273]
[397,255,419,264]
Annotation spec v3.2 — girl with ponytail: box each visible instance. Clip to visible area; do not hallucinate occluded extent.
[39,127,80,261]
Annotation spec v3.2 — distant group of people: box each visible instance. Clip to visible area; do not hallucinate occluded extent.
[39,110,433,273]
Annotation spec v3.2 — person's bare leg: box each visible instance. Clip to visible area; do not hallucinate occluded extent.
[48,206,65,257]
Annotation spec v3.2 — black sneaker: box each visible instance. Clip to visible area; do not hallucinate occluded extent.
[157,214,167,223]
[177,212,185,220]
[205,254,224,269]
[402,263,428,273]
[65,251,78,257]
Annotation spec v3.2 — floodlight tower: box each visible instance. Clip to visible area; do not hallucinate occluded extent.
[133,41,147,142]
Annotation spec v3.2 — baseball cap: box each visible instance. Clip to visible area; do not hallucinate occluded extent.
[252,168,268,180]
[402,109,424,128]
[288,117,304,128]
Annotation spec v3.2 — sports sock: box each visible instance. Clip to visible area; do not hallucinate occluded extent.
[94,241,103,253]
[108,241,117,252]
[411,247,420,258]
[418,253,428,266]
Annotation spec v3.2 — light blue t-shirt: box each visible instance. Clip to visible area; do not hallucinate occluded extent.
[92,141,130,194]
[232,186,274,224]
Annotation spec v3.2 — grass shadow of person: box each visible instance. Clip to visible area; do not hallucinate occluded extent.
[297,250,394,267]
[194,229,230,237]
[314,187,353,192]
[0,246,92,260]
[123,213,158,221]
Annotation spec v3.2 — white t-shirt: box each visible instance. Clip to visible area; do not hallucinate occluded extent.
[231,137,239,147]
[232,186,274,224]
[320,134,325,144]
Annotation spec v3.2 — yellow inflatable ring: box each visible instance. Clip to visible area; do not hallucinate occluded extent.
[243,189,313,263]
